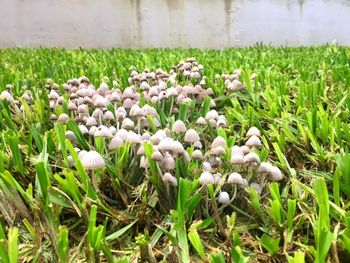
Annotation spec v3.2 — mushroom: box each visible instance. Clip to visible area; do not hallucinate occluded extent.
[58,113,69,124]
[199,171,214,185]
[172,120,187,134]
[217,191,230,205]
[246,127,261,137]
[192,150,203,160]
[80,151,105,170]
[246,135,261,148]
[184,129,200,144]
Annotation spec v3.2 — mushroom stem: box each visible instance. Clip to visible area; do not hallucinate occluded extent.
[246,165,254,182]
[114,102,118,126]
[90,170,100,194]
[137,117,141,134]
[169,97,174,117]
[99,111,102,126]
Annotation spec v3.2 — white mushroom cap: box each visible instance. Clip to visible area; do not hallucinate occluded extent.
[110,92,121,102]
[212,146,226,156]
[167,87,178,97]
[80,150,105,170]
[121,118,135,130]
[240,145,250,155]
[109,126,117,135]
[231,79,244,91]
[191,149,203,160]
[218,191,230,205]
[250,183,262,195]
[68,101,77,111]
[210,99,216,108]
[182,151,191,163]
[78,104,89,114]
[227,172,244,184]
[67,155,74,167]
[137,145,145,156]
[149,86,159,97]
[129,104,143,117]
[161,152,176,170]
[94,125,113,138]
[246,135,261,148]
[196,117,207,126]
[103,111,115,120]
[217,118,227,128]
[140,81,150,91]
[246,127,261,137]
[268,166,283,181]
[50,114,57,121]
[162,172,178,187]
[122,87,136,99]
[116,111,126,122]
[151,130,167,145]
[92,108,103,119]
[116,106,127,115]
[151,151,163,161]
[142,132,151,141]
[213,173,222,185]
[94,97,109,108]
[201,162,212,172]
[241,179,249,188]
[230,153,244,165]
[234,69,242,76]
[78,150,88,160]
[243,152,260,165]
[48,90,59,100]
[49,100,56,109]
[86,117,98,127]
[171,141,185,154]
[199,171,214,185]
[212,136,226,149]
[109,135,124,150]
[257,162,273,174]
[142,105,158,116]
[78,97,86,106]
[65,131,76,142]
[58,113,69,124]
[184,129,200,143]
[231,146,243,155]
[76,88,87,97]
[115,128,129,142]
[193,140,202,149]
[205,110,219,120]
[172,120,187,133]
[208,156,221,167]
[140,155,148,169]
[126,131,142,144]
[158,138,175,152]
[89,126,98,136]
[209,119,217,128]
[123,98,135,109]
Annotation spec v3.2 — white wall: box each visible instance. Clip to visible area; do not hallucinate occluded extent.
[0,0,350,48]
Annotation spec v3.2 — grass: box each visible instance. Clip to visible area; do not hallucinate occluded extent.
[0,45,350,262]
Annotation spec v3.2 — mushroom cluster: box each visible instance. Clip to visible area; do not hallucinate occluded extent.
[217,70,246,92]
[2,57,283,212]
[175,57,204,81]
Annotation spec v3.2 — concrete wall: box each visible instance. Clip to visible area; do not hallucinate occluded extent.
[0,0,350,49]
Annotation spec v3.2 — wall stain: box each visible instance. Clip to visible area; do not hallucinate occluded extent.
[224,0,233,45]
[166,0,181,10]
[298,0,304,15]
[131,0,142,48]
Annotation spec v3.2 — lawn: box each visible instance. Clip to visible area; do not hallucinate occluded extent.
[0,46,350,262]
